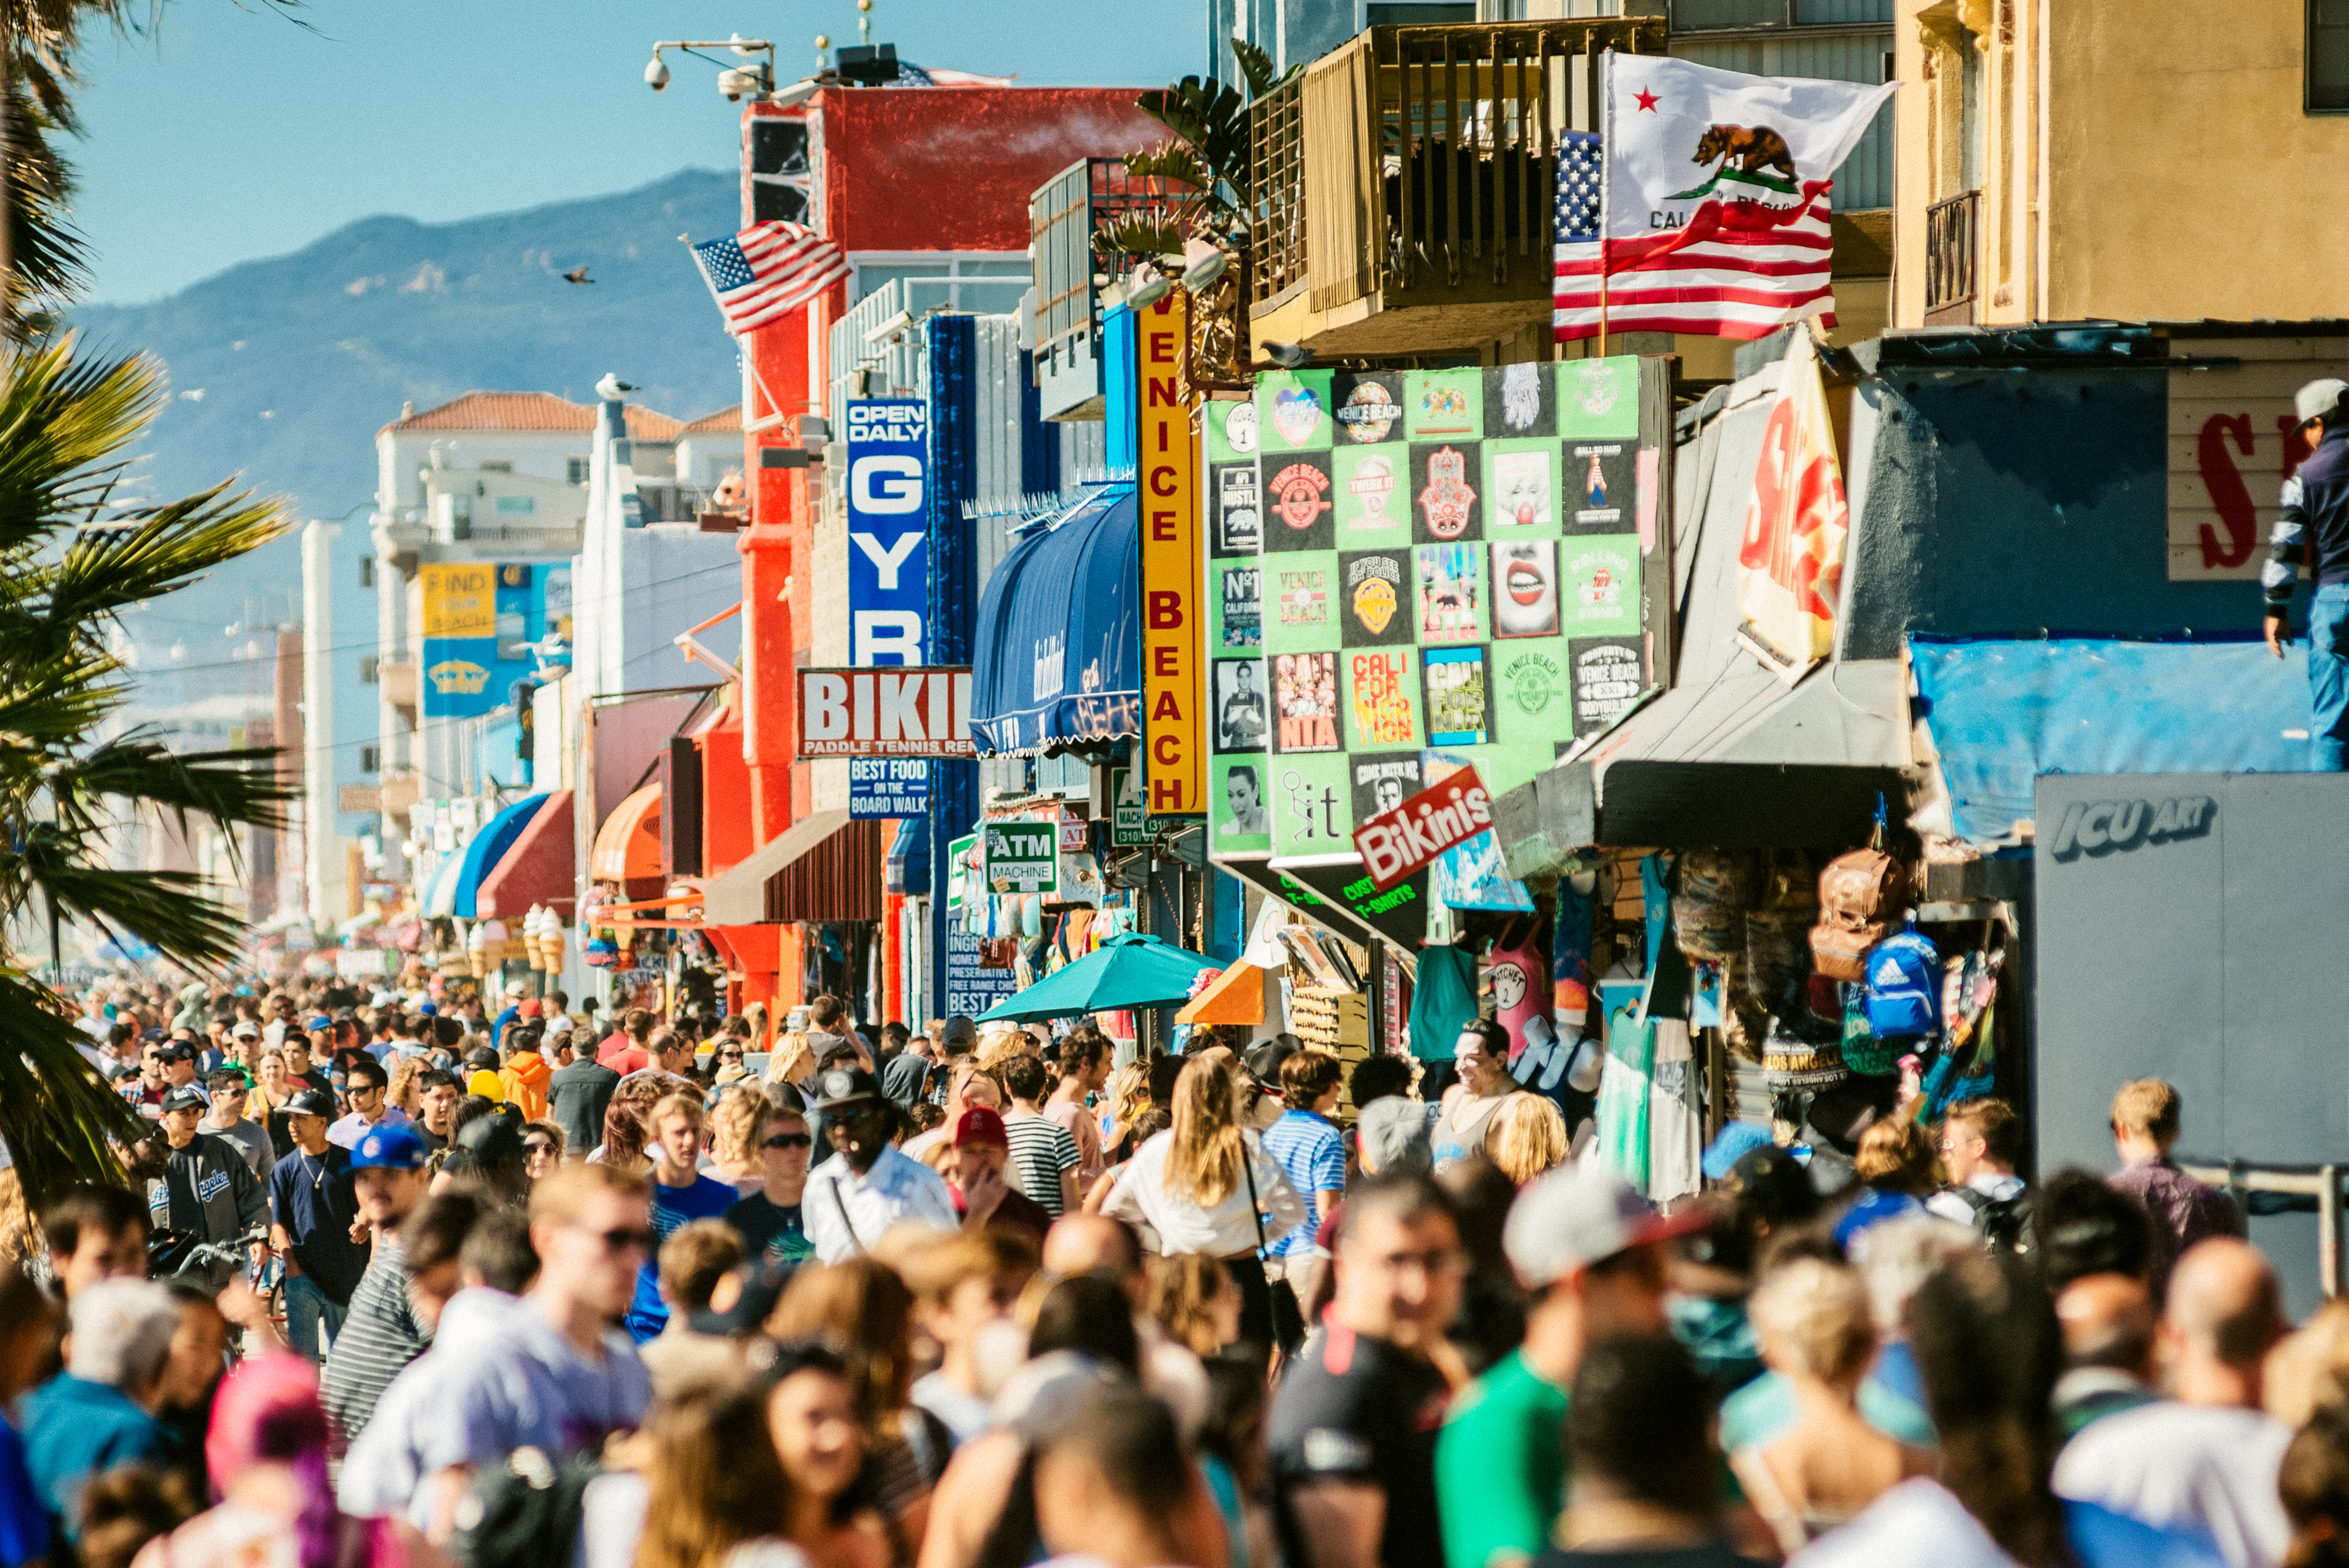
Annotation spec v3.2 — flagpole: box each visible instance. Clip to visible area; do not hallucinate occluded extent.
[1596,49,1611,359]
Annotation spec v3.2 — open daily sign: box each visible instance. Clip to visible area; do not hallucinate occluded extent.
[1351,764,1494,892]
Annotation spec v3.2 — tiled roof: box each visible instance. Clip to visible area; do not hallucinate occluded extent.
[677,405,743,435]
[380,391,682,440]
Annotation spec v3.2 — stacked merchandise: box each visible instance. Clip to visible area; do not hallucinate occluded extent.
[1290,985,1373,1116]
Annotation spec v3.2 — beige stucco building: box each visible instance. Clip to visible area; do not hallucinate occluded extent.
[1894,0,2349,327]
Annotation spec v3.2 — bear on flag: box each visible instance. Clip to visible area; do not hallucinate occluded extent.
[1556,57,1895,342]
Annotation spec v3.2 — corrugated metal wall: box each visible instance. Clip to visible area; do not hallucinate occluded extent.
[1670,31,1894,211]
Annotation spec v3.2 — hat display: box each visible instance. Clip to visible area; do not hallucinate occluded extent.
[1503,1165,1707,1289]
[284,1088,335,1119]
[350,1123,430,1172]
[953,1106,1009,1148]
[812,1066,883,1112]
[160,1086,208,1115]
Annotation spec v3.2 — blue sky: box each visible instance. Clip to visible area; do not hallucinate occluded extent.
[72,0,1197,304]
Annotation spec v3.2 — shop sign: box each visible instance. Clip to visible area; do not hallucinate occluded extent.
[945,833,976,912]
[2167,335,2340,582]
[945,926,1018,1016]
[2046,794,2215,860]
[848,758,928,819]
[1137,298,1206,817]
[984,820,1058,894]
[845,398,930,664]
[1352,764,1495,891]
[420,563,563,719]
[1107,766,1150,846]
[797,666,975,758]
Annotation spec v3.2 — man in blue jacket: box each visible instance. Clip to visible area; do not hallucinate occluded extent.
[19,1280,179,1544]
[2265,377,2349,767]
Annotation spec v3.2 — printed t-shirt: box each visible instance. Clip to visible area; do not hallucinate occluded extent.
[626,1174,740,1340]
[1269,1316,1450,1568]
[725,1192,814,1267]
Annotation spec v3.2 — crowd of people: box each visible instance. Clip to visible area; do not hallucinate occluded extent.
[7,973,2349,1568]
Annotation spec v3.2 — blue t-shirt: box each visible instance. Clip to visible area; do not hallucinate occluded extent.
[1261,1110,1345,1258]
[268,1143,372,1304]
[0,1416,50,1568]
[626,1174,740,1341]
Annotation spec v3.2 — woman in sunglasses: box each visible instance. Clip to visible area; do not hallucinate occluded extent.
[725,1087,817,1269]
[521,1121,567,1183]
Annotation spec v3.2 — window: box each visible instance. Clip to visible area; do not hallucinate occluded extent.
[851,253,1033,318]
[360,656,380,684]
[493,494,537,517]
[359,745,381,773]
[567,457,589,485]
[479,460,512,473]
[358,556,375,589]
[2316,0,2349,111]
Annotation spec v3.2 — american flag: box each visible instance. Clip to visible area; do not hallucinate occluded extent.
[690,221,851,336]
[1553,132,1837,343]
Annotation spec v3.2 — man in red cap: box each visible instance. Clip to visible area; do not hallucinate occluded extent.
[948,1108,1052,1245]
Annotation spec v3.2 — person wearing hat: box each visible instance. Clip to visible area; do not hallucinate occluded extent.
[320,1123,434,1443]
[800,1067,957,1264]
[2266,376,2349,768]
[158,1041,211,1106]
[199,1067,275,1183]
[1432,1164,1702,1568]
[150,1085,267,1291]
[945,1106,1053,1246]
[119,1037,173,1119]
[266,1087,369,1363]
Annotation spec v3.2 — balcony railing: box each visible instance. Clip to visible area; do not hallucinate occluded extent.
[1249,18,1666,356]
[1924,189,1977,325]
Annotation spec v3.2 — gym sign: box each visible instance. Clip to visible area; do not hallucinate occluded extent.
[2046,795,2214,861]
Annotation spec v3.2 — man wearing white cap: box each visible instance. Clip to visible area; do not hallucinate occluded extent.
[2264,376,2349,767]
[1434,1164,1702,1568]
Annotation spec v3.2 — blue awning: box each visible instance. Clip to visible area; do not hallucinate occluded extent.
[970,484,1140,757]
[450,793,550,920]
[1911,637,2316,844]
[422,852,464,920]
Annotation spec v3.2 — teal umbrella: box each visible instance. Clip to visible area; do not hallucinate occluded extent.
[975,932,1222,1021]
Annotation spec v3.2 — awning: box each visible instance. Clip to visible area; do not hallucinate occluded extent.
[1911,637,2314,845]
[421,852,464,920]
[451,793,549,919]
[703,809,881,925]
[1174,960,1268,1026]
[590,784,663,886]
[476,789,576,918]
[970,484,1140,757]
[1493,660,1913,876]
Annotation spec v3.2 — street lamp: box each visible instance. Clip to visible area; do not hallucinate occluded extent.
[642,37,779,102]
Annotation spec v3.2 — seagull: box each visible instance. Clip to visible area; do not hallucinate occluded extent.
[563,266,595,285]
[595,374,637,401]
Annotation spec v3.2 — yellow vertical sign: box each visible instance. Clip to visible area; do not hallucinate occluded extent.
[420,563,497,637]
[1138,298,1204,817]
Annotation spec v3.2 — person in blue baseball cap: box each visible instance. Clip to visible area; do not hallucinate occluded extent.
[320,1122,433,1442]
[1702,1122,1777,1183]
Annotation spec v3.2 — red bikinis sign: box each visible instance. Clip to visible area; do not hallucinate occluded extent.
[1351,764,1493,891]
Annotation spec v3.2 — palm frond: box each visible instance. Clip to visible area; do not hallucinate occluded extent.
[41,481,293,630]
[0,971,147,1206]
[57,738,291,833]
[0,338,162,555]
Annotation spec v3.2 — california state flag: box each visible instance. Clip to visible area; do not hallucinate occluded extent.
[1737,330,1850,683]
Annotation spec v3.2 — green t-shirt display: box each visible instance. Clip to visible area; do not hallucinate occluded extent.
[1436,1347,1570,1568]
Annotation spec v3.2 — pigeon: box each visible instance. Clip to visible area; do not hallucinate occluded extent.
[563,266,594,285]
[595,374,638,401]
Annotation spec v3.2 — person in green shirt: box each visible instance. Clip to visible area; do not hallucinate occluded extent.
[1436,1166,1703,1568]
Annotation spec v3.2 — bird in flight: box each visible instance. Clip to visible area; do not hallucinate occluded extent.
[563,266,595,285]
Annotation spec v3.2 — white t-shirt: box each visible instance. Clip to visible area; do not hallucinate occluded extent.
[2052,1402,2291,1568]
[1102,1129,1305,1257]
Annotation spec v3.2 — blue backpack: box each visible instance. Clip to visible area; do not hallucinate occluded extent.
[1864,926,1940,1039]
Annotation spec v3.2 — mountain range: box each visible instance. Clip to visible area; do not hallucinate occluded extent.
[70,168,746,695]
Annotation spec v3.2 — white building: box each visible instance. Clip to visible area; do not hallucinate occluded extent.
[301,509,385,923]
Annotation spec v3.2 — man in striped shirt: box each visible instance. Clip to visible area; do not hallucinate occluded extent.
[1261,1046,1348,1356]
[1000,1054,1082,1217]
[321,1125,437,1444]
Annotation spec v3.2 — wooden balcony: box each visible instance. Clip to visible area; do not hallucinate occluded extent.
[1249,18,1666,360]
[1924,189,1977,327]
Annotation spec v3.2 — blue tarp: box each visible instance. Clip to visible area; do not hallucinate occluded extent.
[970,484,1140,756]
[450,793,549,920]
[1910,638,2316,844]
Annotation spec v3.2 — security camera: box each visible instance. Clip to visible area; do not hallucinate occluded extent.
[645,54,671,90]
[717,66,760,99]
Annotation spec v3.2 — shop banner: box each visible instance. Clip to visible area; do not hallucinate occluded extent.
[421,562,565,719]
[845,398,930,665]
[945,833,976,914]
[984,819,1058,894]
[2166,335,2336,581]
[1352,764,1495,891]
[1138,298,1206,817]
[945,926,1018,1017]
[1107,766,1151,846]
[797,666,975,758]
[1736,331,1850,685]
[849,758,929,819]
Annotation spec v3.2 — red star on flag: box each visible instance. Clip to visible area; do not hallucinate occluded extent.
[1635,86,1659,111]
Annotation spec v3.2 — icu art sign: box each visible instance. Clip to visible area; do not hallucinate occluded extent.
[2045,795,2215,861]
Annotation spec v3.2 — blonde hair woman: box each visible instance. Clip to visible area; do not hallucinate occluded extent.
[1099,1062,1150,1151]
[386,1054,426,1116]
[1484,1094,1569,1185]
[707,1085,772,1197]
[1104,1055,1303,1365]
[1145,1252,1245,1357]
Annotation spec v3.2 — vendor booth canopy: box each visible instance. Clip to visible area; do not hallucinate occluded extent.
[1174,960,1269,1026]
[422,849,465,920]
[450,793,548,920]
[1910,637,2316,845]
[976,932,1220,1021]
[970,483,1140,758]
[475,790,575,919]
[590,783,663,899]
[702,810,881,925]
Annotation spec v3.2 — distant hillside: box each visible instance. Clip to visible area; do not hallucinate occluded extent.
[71,168,746,697]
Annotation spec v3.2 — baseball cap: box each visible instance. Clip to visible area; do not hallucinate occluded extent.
[954,1106,1009,1148]
[2297,377,2347,429]
[350,1123,430,1172]
[688,1261,790,1337]
[140,1026,166,1042]
[160,1086,207,1114]
[158,1042,195,1063]
[231,1021,260,1040]
[1503,1165,1707,1289]
[284,1088,335,1119]
[518,1000,542,1018]
[1356,1096,1432,1177]
[812,1066,883,1112]
[1701,1122,1776,1181]
[305,1016,332,1032]
[939,1016,979,1054]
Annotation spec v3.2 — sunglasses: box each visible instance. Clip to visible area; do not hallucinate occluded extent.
[764,1132,814,1150]
[589,1226,655,1253]
[719,1050,745,1061]
[523,1138,555,1154]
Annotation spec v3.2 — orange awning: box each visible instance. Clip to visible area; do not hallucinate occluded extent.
[589,784,663,888]
[1174,961,1268,1026]
[476,791,575,918]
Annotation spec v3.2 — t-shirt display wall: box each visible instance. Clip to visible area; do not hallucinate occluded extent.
[1206,359,1662,948]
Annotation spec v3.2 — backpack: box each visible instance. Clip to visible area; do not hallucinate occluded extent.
[451,1447,600,1568]
[1953,1185,2037,1259]
[1809,849,1910,981]
[1864,927,1940,1038]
